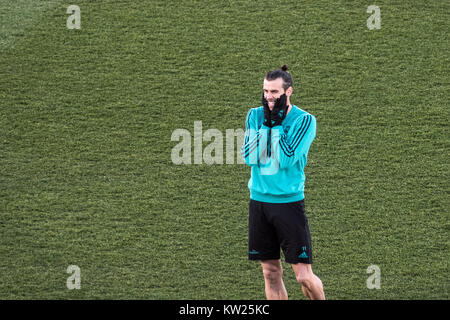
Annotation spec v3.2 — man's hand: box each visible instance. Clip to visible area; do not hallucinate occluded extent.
[262,93,272,127]
[270,93,288,127]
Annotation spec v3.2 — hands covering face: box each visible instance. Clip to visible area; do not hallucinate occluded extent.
[262,92,289,128]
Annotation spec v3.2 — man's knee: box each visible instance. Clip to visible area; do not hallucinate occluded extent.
[296,273,313,288]
[262,262,283,283]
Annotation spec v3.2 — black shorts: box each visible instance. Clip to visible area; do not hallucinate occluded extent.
[248,199,313,264]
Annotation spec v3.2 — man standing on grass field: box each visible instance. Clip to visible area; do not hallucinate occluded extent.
[241,65,325,300]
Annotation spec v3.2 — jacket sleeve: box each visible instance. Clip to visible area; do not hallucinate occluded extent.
[270,114,316,169]
[240,109,271,167]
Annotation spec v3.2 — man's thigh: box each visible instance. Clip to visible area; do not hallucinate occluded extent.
[248,200,280,261]
[265,200,313,264]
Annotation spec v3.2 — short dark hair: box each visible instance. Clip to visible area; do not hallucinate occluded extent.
[265,64,293,91]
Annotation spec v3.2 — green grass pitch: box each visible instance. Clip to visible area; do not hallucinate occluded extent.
[0,0,448,299]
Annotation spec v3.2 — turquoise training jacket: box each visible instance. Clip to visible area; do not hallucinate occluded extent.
[241,105,316,203]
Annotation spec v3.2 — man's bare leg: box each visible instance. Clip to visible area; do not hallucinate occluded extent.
[292,263,325,300]
[301,284,313,299]
[261,259,288,300]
